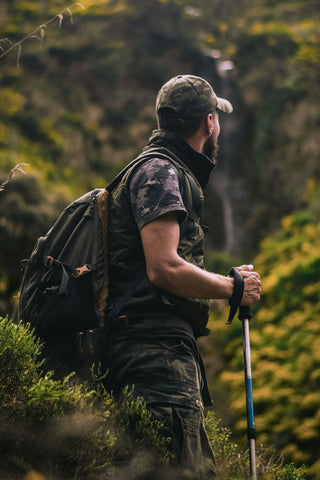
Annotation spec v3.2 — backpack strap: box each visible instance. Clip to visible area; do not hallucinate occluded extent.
[98,151,201,322]
[105,151,170,192]
[97,188,110,317]
[107,268,146,322]
[96,154,162,321]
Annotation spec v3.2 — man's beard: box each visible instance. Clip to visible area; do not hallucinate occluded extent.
[202,134,219,162]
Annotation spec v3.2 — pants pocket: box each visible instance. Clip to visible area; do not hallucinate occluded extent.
[163,340,202,392]
[147,403,217,479]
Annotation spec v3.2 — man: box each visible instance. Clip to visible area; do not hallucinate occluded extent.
[105,75,261,478]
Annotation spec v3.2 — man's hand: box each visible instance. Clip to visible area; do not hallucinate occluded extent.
[235,265,261,306]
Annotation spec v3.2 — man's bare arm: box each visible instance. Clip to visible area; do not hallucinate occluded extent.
[140,212,261,306]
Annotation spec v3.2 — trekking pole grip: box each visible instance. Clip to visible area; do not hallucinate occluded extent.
[238,305,253,322]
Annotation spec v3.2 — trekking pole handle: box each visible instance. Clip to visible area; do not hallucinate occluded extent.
[238,305,253,322]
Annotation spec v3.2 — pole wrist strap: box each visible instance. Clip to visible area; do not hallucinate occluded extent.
[226,267,244,325]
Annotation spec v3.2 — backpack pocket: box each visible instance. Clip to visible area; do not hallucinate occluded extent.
[19,254,99,339]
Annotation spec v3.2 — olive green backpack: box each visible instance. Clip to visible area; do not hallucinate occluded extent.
[17,148,201,367]
[18,154,161,343]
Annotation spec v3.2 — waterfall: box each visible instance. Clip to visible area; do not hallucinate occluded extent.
[198,53,244,255]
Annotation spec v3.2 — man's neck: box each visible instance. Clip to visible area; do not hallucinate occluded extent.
[185,135,204,154]
[184,123,207,154]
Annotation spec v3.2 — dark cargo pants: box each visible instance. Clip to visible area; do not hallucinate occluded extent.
[106,330,218,479]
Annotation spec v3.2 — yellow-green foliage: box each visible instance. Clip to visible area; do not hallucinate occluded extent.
[0,317,41,411]
[1,2,319,474]
[0,316,306,480]
[0,87,26,117]
[207,211,320,479]
[1,0,320,320]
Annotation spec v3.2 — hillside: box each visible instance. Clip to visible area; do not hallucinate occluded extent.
[1,0,319,308]
[1,0,320,476]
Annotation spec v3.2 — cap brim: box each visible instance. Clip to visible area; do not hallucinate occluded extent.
[217,97,233,113]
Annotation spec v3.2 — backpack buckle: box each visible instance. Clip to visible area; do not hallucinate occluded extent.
[118,315,129,329]
[73,264,91,279]
[44,256,54,268]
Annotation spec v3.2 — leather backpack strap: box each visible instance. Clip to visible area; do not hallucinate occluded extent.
[97,188,110,316]
[98,151,195,320]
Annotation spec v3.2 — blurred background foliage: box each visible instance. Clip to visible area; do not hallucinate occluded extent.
[202,208,320,479]
[0,0,320,477]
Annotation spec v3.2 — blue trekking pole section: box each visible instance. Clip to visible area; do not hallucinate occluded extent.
[227,268,257,480]
[239,305,257,480]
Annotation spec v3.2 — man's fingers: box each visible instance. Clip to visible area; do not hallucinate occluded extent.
[232,265,261,306]
[236,264,254,272]
[240,272,262,306]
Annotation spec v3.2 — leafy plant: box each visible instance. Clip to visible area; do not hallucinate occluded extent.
[0,316,41,412]
[0,316,307,479]
[204,211,319,478]
[272,463,307,480]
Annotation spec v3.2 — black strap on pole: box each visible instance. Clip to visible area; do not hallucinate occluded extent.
[226,267,244,325]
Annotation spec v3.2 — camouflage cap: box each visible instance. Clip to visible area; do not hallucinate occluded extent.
[156,75,233,119]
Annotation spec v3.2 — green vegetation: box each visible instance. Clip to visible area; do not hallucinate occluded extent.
[0,316,171,479]
[1,0,319,298]
[1,0,319,477]
[0,316,308,479]
[203,209,320,479]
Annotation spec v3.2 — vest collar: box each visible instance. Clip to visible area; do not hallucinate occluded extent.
[143,129,215,189]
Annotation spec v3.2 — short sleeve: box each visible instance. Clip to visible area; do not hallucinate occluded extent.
[128,158,187,230]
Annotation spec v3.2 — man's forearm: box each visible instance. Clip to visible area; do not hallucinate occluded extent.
[147,255,234,299]
[141,212,260,305]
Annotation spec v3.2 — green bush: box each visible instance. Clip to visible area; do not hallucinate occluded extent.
[0,316,42,413]
[205,411,249,478]
[0,316,308,479]
[205,411,307,480]
[0,316,169,479]
[113,385,172,463]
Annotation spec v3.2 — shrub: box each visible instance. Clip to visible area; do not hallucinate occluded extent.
[0,316,171,479]
[0,316,42,414]
[0,316,308,479]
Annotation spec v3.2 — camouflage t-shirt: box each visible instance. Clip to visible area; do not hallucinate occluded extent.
[129,157,187,229]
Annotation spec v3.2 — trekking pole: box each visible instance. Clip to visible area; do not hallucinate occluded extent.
[238,305,257,480]
[226,268,257,480]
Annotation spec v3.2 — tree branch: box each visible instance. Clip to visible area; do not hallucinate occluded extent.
[0,3,85,65]
[0,164,29,192]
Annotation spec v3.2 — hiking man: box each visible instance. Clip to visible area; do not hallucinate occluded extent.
[105,75,261,478]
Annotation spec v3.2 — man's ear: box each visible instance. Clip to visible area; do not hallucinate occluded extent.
[205,113,214,135]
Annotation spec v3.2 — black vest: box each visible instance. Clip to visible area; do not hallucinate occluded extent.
[107,130,215,337]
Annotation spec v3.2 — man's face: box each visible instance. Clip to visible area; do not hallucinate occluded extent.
[202,112,220,161]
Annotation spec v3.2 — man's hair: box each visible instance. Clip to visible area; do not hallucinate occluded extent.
[157,106,207,138]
